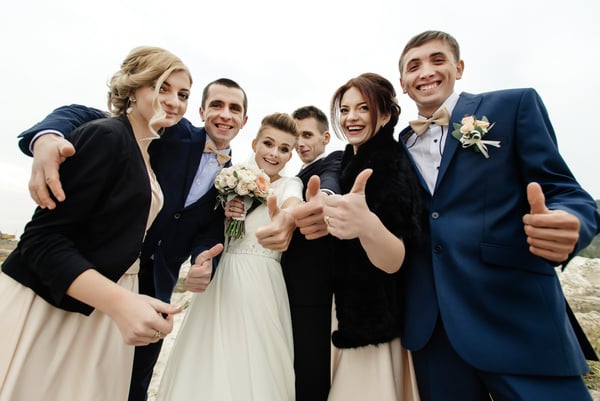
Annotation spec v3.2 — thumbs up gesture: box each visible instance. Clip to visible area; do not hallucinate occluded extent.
[186,243,224,292]
[522,182,580,263]
[256,194,299,251]
[290,175,330,240]
[323,169,374,240]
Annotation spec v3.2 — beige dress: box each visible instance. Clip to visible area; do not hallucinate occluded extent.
[0,131,162,401]
[328,299,422,401]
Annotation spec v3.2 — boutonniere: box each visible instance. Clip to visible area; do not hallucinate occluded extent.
[452,115,501,159]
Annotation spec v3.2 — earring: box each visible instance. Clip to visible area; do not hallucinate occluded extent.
[126,97,136,114]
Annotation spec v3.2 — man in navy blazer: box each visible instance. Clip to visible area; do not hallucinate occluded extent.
[17,78,248,401]
[396,30,600,401]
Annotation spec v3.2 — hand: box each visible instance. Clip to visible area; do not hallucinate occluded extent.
[30,134,76,209]
[255,195,296,251]
[185,243,224,292]
[110,292,182,346]
[292,175,329,240]
[224,197,245,220]
[522,182,580,263]
[323,169,374,240]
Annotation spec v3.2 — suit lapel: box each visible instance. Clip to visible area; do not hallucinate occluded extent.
[435,93,482,190]
[398,127,431,194]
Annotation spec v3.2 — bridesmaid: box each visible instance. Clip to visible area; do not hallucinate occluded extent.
[0,46,190,401]
[324,72,423,401]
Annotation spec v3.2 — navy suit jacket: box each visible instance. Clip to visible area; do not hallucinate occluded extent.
[18,105,225,302]
[399,89,600,376]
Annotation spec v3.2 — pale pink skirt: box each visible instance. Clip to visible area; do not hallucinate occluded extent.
[0,266,138,401]
[328,299,421,401]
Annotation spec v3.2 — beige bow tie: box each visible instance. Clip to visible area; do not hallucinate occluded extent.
[409,107,450,136]
[204,141,231,165]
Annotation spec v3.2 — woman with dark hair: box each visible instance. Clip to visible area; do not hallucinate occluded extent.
[324,72,423,401]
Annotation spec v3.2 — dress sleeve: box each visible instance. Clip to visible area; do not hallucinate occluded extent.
[274,176,303,207]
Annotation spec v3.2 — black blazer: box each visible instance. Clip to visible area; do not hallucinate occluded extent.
[4,116,151,315]
[17,105,227,302]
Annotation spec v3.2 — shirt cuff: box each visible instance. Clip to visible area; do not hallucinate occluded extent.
[29,130,64,153]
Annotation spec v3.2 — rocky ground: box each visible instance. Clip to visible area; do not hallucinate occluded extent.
[0,240,597,399]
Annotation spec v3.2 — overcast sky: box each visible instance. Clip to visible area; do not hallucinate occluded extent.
[1,0,598,236]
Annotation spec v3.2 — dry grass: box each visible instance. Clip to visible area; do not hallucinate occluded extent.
[583,321,600,394]
[585,360,600,391]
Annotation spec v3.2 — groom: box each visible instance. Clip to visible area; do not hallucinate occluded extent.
[395,30,599,401]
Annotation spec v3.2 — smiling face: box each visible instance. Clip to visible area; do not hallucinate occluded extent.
[132,69,191,130]
[400,39,464,117]
[294,117,330,164]
[252,127,296,182]
[200,83,248,149]
[339,86,390,152]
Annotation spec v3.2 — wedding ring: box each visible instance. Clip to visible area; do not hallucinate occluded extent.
[325,216,331,226]
[154,330,162,340]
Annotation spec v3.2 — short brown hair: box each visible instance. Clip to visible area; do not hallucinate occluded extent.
[399,30,460,76]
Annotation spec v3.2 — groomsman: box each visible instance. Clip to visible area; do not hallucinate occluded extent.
[395,30,600,401]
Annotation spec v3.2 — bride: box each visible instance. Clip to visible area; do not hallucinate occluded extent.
[157,112,303,401]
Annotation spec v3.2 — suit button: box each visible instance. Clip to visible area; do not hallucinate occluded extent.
[173,213,181,219]
[434,244,443,253]
[431,212,439,219]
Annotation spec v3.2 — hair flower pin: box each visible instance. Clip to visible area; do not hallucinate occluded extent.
[451,115,500,158]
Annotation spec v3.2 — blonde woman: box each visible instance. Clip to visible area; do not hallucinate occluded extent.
[0,46,191,401]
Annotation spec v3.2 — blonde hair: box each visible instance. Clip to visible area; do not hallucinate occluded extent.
[107,46,192,128]
[256,112,299,139]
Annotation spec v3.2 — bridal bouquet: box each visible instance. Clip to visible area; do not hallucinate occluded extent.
[215,164,271,239]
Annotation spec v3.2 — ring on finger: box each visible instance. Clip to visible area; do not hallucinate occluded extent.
[154,330,162,340]
[325,216,331,225]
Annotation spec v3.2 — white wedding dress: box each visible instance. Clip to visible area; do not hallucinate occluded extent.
[157,176,302,401]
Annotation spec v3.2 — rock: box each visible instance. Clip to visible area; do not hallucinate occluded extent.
[559,257,600,353]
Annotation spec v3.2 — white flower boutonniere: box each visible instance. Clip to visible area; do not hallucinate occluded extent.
[452,115,501,158]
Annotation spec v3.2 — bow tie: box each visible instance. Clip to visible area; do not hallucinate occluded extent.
[204,141,231,165]
[409,107,450,136]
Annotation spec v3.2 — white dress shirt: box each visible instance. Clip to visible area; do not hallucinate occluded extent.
[405,92,460,194]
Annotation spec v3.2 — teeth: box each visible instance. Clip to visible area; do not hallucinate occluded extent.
[420,83,438,91]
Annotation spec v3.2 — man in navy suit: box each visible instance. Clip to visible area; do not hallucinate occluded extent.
[394,30,599,401]
[18,78,248,401]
